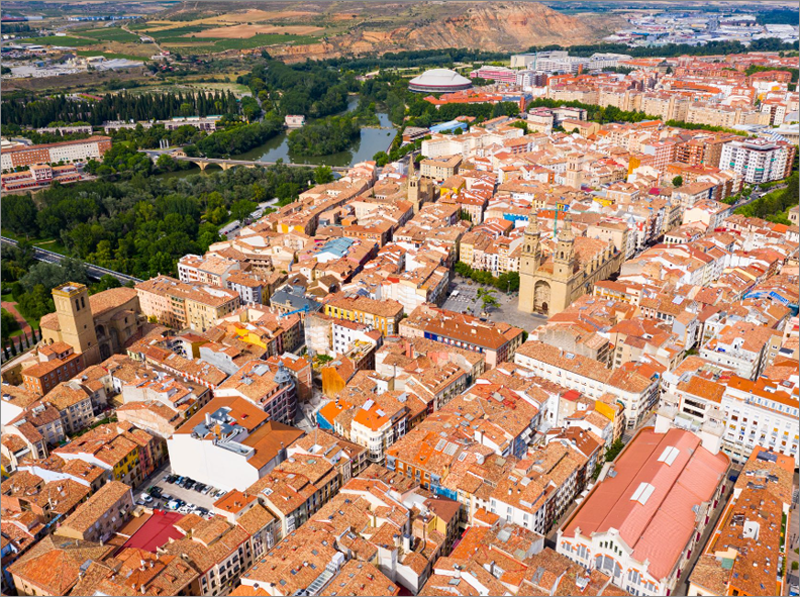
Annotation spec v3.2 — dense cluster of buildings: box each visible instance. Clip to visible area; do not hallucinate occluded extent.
[605,10,799,47]
[0,50,797,597]
[450,51,800,140]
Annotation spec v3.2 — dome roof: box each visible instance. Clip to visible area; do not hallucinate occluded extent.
[409,69,472,90]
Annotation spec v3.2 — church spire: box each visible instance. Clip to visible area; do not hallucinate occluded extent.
[557,210,575,242]
[525,206,540,235]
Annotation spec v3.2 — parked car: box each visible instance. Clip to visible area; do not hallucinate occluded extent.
[139,493,153,504]
[161,493,172,502]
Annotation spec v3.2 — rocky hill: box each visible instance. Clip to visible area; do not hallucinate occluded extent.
[332,2,623,55]
[159,0,625,62]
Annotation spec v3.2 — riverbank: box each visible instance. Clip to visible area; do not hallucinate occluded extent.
[234,97,396,168]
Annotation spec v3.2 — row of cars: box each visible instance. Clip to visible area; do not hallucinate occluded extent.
[165,473,226,498]
[138,484,215,518]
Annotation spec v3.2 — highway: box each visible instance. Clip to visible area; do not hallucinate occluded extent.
[0,236,143,285]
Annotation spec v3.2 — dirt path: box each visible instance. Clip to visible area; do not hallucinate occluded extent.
[2,301,32,337]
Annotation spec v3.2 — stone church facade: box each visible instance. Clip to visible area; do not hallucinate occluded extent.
[518,210,623,317]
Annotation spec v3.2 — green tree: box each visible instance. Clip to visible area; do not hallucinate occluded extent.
[91,274,122,294]
[672,176,683,188]
[20,259,89,293]
[314,165,335,185]
[605,439,625,462]
[477,287,500,312]
[1,194,39,237]
[230,200,257,224]
[156,154,178,172]
[373,151,390,167]
[1,309,20,345]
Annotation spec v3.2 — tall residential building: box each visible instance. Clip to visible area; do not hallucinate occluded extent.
[719,137,795,183]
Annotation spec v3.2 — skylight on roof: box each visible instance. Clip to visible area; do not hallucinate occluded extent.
[657,446,680,466]
[630,482,656,505]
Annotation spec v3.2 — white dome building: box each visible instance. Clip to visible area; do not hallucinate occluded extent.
[408,69,472,93]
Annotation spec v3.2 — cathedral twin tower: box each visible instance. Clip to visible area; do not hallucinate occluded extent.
[517,209,622,317]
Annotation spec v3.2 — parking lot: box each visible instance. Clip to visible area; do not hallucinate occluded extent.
[140,464,227,515]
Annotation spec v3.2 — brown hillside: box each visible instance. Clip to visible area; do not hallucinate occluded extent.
[332,2,622,54]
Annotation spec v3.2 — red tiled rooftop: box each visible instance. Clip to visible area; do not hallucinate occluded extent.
[121,510,185,553]
[562,427,729,580]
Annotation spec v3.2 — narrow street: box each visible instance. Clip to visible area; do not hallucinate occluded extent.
[672,477,736,596]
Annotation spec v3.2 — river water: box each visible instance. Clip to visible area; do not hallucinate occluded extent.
[153,97,395,183]
[234,97,396,167]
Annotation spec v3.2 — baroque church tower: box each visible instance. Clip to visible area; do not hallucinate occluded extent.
[518,208,542,314]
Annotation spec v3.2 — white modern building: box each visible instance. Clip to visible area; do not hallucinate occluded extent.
[658,366,799,466]
[166,396,303,491]
[721,375,799,465]
[719,137,793,183]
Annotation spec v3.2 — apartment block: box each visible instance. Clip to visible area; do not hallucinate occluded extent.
[136,275,241,332]
[0,136,112,171]
[400,304,525,368]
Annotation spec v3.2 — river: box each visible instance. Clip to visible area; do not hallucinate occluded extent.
[234,97,396,167]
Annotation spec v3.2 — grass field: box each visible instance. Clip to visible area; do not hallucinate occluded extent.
[0,229,69,256]
[80,27,141,44]
[20,36,96,47]
[147,24,216,37]
[212,33,319,50]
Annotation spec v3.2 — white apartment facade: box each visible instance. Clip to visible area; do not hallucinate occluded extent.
[719,138,792,184]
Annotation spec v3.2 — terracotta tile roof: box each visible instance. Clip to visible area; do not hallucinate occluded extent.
[42,381,91,411]
[56,481,132,536]
[563,427,729,580]
[6,535,113,596]
[321,560,400,596]
[89,287,138,318]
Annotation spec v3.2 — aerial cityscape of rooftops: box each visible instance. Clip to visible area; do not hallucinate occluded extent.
[0,0,798,596]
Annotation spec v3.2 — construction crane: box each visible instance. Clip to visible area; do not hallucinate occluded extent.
[279,305,310,319]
